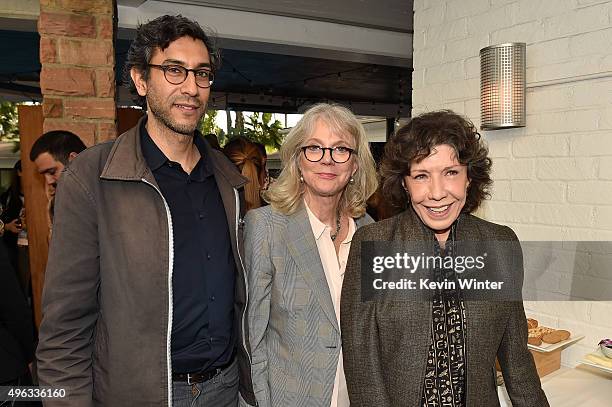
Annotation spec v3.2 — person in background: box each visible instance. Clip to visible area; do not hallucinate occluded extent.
[253,142,270,191]
[0,217,39,406]
[29,130,87,233]
[1,160,29,293]
[245,103,378,407]
[341,110,549,407]
[29,130,87,201]
[224,136,267,211]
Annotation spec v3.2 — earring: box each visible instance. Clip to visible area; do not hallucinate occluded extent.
[401,180,408,191]
[349,176,355,184]
[299,175,304,183]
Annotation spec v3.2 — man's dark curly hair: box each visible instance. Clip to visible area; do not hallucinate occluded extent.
[123,14,220,108]
[380,110,492,214]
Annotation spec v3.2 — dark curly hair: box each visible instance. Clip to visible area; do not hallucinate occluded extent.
[123,14,220,108]
[380,110,492,214]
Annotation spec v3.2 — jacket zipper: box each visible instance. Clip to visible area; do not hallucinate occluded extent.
[234,188,252,366]
[143,178,175,407]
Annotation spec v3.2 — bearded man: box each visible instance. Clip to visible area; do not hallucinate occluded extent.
[36,15,256,407]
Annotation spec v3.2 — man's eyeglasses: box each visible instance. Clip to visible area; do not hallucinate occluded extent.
[301,145,355,164]
[148,64,214,88]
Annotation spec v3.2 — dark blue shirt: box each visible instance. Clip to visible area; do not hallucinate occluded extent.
[140,122,236,374]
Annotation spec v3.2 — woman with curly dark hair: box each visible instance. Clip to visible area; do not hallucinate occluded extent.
[341,110,548,407]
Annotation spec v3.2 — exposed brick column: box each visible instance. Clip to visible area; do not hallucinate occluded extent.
[38,0,117,145]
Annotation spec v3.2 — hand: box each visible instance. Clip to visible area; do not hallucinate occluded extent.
[5,218,22,234]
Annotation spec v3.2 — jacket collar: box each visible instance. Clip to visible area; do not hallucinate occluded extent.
[100,115,247,188]
[100,116,150,181]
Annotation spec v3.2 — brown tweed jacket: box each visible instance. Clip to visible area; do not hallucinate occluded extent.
[340,209,549,407]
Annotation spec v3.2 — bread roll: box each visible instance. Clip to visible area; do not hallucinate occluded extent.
[542,330,571,344]
[528,336,543,346]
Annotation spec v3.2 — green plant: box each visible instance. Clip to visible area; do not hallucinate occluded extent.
[200,109,284,150]
[0,101,19,141]
[242,112,284,150]
[198,109,226,145]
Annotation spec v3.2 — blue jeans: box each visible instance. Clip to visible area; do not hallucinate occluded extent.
[172,357,239,407]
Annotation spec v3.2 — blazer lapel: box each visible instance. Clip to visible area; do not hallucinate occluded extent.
[285,206,340,333]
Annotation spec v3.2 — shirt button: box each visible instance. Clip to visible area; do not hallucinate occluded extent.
[210,296,215,301]
[207,253,211,260]
[199,213,204,219]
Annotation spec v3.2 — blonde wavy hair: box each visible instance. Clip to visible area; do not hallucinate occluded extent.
[263,103,378,218]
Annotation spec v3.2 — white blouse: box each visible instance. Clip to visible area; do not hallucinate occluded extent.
[305,202,356,407]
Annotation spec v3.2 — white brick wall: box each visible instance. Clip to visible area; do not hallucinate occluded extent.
[413,0,612,369]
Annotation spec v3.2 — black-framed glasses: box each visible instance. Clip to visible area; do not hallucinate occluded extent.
[301,145,355,163]
[148,64,214,88]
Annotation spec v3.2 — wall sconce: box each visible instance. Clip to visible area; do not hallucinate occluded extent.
[480,42,526,130]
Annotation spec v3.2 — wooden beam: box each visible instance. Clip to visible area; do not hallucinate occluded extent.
[18,104,47,328]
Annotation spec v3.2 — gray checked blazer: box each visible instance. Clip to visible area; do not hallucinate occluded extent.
[245,203,373,407]
[340,208,549,407]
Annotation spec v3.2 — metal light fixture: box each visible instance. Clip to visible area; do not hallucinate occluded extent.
[480,43,526,130]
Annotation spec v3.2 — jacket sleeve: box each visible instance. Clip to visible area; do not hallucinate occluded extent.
[36,168,99,407]
[340,230,392,407]
[244,209,273,407]
[497,229,550,407]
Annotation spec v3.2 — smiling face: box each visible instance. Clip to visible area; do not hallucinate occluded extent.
[403,144,470,242]
[299,119,357,203]
[131,36,211,136]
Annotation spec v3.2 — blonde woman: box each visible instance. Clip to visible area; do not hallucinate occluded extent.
[245,103,378,407]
